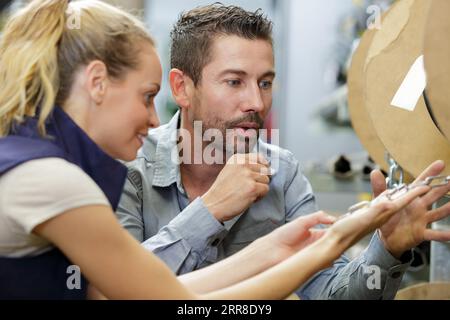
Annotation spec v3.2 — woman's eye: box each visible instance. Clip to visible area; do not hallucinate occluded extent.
[145,94,155,107]
[259,80,273,90]
[227,79,242,87]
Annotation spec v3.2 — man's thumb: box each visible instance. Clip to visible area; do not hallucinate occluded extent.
[370,169,387,197]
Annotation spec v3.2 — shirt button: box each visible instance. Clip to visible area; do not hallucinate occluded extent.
[211,239,220,247]
[391,271,402,279]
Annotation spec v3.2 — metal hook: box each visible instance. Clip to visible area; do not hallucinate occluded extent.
[386,154,404,189]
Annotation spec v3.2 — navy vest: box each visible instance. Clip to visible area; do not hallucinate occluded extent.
[0,107,128,299]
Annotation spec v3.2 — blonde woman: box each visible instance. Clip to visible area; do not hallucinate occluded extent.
[0,0,438,300]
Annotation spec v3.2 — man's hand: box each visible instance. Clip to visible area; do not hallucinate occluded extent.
[371,160,450,258]
[202,153,271,223]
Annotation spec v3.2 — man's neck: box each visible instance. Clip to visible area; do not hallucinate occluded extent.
[181,162,224,187]
[180,158,225,202]
[179,112,226,200]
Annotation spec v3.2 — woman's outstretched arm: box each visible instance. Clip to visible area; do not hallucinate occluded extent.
[34,184,430,300]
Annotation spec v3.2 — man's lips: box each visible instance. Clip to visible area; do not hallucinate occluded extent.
[232,123,260,140]
[234,122,260,130]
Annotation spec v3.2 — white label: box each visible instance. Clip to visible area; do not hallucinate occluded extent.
[391,55,427,112]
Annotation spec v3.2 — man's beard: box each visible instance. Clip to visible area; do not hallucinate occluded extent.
[195,112,265,156]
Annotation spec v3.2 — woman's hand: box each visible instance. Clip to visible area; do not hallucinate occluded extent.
[253,211,337,265]
[325,183,432,260]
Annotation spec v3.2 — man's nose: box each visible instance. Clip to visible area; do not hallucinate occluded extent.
[240,83,265,113]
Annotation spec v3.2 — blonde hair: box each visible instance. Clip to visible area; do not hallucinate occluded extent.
[0,0,154,137]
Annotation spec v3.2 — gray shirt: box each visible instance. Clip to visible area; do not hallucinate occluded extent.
[116,111,412,300]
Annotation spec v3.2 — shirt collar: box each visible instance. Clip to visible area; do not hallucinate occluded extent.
[151,111,183,189]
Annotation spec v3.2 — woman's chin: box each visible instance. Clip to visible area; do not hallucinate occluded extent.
[120,151,138,162]
[111,147,139,162]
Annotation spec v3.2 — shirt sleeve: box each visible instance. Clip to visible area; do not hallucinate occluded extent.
[141,197,227,274]
[115,172,146,242]
[1,158,109,235]
[298,231,412,300]
[283,153,319,220]
[116,169,227,275]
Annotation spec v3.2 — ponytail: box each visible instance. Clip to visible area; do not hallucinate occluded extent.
[0,0,68,136]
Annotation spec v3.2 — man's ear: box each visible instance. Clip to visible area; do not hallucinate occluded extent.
[169,68,194,109]
[85,60,108,105]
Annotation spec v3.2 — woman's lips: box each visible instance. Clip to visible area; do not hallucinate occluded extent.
[136,133,147,146]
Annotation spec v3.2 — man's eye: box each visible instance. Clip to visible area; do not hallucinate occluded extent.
[227,79,242,87]
[259,80,273,90]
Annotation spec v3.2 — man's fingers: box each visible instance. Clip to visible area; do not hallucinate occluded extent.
[428,202,450,224]
[414,160,446,183]
[245,153,269,166]
[258,166,273,176]
[424,229,450,242]
[248,163,271,177]
[228,153,269,166]
[249,163,272,176]
[254,182,270,199]
[410,160,446,205]
[251,171,270,184]
[370,169,387,198]
[257,153,270,166]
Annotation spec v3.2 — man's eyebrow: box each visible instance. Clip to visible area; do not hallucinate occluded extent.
[218,69,276,78]
[218,69,248,77]
[261,71,276,79]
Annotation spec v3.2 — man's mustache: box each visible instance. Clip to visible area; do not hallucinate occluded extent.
[226,113,264,130]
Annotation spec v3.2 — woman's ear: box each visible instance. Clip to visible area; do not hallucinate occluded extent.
[85,60,108,105]
[169,68,194,110]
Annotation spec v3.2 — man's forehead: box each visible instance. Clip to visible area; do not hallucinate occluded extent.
[207,35,275,74]
[210,35,273,55]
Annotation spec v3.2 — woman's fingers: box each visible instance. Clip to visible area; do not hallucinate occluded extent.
[389,185,430,210]
[297,211,337,230]
[370,185,431,223]
[307,229,327,243]
[421,182,450,206]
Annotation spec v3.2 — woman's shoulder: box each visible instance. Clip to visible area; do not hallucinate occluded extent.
[0,157,109,210]
[1,157,85,183]
[0,157,110,236]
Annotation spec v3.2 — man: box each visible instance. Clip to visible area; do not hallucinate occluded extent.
[116,4,450,299]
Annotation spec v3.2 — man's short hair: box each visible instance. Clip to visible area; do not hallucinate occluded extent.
[170,3,273,86]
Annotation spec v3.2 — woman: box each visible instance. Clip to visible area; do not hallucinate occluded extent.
[0,0,431,300]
